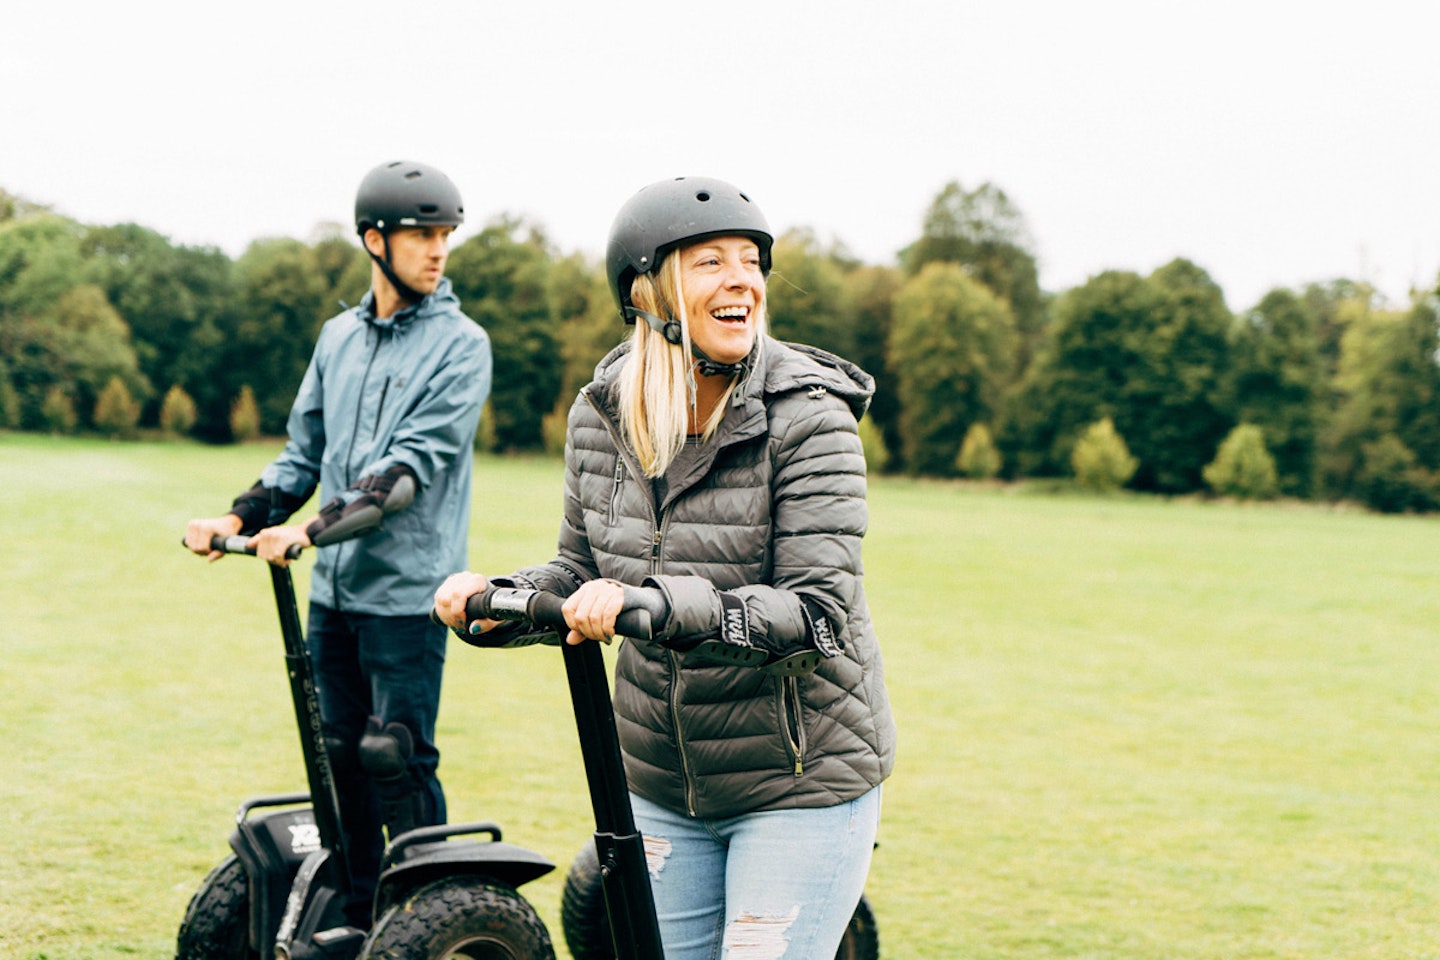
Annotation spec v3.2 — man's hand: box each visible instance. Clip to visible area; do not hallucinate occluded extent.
[250,523,312,567]
[184,515,244,562]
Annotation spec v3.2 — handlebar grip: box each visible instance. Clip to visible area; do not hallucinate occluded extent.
[203,535,302,560]
[444,584,663,641]
[453,587,547,630]
[520,588,656,639]
[523,591,567,630]
[213,534,253,555]
[615,594,658,640]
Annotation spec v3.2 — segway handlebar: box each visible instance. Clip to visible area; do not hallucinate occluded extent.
[436,584,669,643]
[186,474,417,562]
[209,535,304,560]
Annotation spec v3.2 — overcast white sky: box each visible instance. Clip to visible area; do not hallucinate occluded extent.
[5,0,1437,311]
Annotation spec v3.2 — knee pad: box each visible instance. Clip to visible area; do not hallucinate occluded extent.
[358,717,413,782]
[358,717,434,840]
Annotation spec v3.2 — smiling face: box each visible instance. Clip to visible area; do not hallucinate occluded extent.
[678,235,765,366]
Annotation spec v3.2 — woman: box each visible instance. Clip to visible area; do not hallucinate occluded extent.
[434,176,896,958]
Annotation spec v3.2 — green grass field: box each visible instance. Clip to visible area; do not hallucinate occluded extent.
[3,433,1439,959]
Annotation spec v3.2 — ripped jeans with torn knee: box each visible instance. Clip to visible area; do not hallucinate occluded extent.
[629,786,880,960]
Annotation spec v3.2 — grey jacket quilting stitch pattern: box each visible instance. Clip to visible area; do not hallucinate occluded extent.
[510,336,897,819]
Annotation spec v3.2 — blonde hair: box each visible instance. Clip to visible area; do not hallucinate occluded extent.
[617,250,766,477]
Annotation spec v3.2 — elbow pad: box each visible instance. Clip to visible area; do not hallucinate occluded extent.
[304,464,417,546]
[354,462,418,501]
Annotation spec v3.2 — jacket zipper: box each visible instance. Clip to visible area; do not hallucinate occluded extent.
[781,676,806,776]
[581,389,701,815]
[344,332,383,485]
[335,331,383,608]
[652,512,701,815]
[373,376,390,438]
[608,458,624,526]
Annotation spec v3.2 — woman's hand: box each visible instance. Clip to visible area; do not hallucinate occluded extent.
[560,578,627,646]
[433,571,493,632]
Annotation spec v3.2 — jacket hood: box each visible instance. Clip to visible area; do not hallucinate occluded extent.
[754,339,873,420]
[589,336,873,420]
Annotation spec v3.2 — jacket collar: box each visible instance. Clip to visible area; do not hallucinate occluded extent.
[584,337,874,512]
[356,277,457,333]
[587,336,873,457]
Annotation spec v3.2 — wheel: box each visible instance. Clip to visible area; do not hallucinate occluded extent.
[561,842,881,960]
[559,843,609,960]
[175,854,258,960]
[360,875,555,960]
[834,893,879,960]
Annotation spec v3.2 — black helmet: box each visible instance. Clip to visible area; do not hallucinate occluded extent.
[354,160,464,236]
[606,177,773,315]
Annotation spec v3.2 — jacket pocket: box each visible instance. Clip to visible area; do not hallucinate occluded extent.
[608,457,625,525]
[778,677,807,776]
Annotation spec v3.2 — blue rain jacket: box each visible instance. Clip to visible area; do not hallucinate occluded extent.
[261,278,490,615]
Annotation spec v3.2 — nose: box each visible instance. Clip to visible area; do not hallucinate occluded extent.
[722,260,750,288]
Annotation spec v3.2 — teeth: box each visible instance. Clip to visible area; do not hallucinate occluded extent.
[712,307,748,319]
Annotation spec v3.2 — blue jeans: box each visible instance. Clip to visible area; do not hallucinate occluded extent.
[306,602,448,918]
[630,786,881,960]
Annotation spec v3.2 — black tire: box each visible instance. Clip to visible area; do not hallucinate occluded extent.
[175,854,258,960]
[560,842,880,960]
[834,893,879,960]
[559,843,610,960]
[361,876,555,960]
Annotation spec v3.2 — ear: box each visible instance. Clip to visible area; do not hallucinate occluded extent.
[362,228,387,258]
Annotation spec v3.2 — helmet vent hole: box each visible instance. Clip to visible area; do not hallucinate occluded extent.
[418,204,438,214]
[404,170,422,180]
[696,191,711,202]
[740,193,751,203]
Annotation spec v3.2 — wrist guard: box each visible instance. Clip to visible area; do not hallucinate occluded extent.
[660,591,844,677]
[230,479,313,535]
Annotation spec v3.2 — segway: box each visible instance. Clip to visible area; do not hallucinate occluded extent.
[448,584,879,960]
[176,480,557,960]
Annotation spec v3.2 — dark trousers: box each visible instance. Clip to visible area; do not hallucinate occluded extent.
[306,601,448,918]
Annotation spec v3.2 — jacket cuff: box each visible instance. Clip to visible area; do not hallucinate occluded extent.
[641,574,720,641]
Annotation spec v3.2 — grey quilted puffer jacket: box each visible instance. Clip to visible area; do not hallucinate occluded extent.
[508,336,896,819]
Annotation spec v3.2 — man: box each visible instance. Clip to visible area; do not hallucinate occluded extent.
[184,160,491,923]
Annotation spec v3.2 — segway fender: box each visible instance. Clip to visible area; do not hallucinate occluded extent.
[227,794,319,954]
[274,849,364,960]
[373,821,556,917]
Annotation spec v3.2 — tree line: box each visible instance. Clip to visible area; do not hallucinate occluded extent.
[2,182,1437,513]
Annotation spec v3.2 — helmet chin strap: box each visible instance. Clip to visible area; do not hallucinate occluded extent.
[626,307,682,345]
[368,233,425,305]
[692,350,749,379]
[627,307,750,379]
